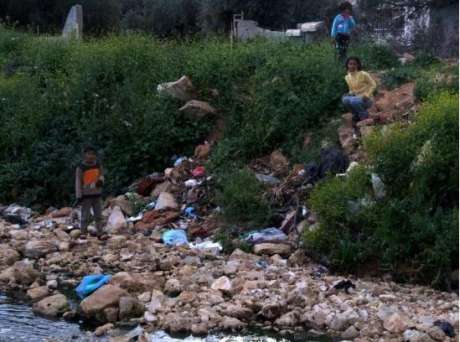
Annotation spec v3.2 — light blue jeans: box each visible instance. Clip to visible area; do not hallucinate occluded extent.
[342,95,372,123]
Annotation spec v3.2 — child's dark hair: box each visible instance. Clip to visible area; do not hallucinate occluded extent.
[83,145,97,154]
[345,56,362,70]
[339,1,353,12]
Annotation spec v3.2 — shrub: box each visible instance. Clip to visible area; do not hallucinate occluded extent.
[216,168,272,228]
[307,92,459,289]
[348,42,399,70]
[415,64,458,100]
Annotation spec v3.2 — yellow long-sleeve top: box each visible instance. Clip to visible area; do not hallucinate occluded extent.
[345,71,377,98]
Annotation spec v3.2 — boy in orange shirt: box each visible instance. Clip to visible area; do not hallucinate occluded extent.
[75,146,104,236]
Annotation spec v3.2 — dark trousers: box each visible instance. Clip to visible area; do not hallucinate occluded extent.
[81,196,103,233]
[336,33,350,62]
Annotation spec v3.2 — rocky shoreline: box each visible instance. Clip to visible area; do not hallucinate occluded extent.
[0,216,458,342]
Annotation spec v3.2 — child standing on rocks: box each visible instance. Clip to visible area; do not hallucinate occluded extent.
[75,146,104,237]
[331,1,356,61]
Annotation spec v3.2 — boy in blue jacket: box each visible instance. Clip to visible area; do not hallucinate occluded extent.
[331,2,356,61]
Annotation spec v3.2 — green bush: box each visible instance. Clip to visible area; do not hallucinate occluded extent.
[348,42,399,70]
[216,168,272,228]
[415,64,458,100]
[306,92,459,289]
[0,27,415,208]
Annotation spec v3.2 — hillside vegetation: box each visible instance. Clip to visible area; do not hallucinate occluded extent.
[0,27,457,289]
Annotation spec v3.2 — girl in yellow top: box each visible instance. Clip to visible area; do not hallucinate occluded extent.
[342,57,377,124]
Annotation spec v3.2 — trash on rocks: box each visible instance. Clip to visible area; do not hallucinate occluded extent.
[106,206,127,233]
[179,100,217,119]
[49,207,73,218]
[1,204,32,225]
[256,260,269,269]
[255,173,281,186]
[189,240,222,255]
[433,320,456,337]
[136,173,165,196]
[304,147,349,184]
[127,213,143,223]
[347,197,374,214]
[280,210,297,233]
[174,156,188,167]
[76,274,112,299]
[157,75,196,102]
[337,161,359,177]
[185,179,200,188]
[194,142,211,160]
[270,150,289,176]
[122,325,145,340]
[333,279,356,293]
[371,173,386,200]
[184,207,198,219]
[135,210,180,231]
[311,265,329,279]
[155,192,178,210]
[162,229,188,247]
[191,166,206,178]
[243,228,288,245]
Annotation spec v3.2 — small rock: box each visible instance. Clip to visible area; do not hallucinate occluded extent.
[254,243,291,256]
[221,316,245,331]
[80,285,128,319]
[0,245,20,266]
[383,312,410,333]
[342,326,359,339]
[164,278,182,296]
[27,286,49,302]
[211,276,232,293]
[118,296,145,320]
[32,293,69,317]
[47,279,58,289]
[24,240,57,258]
[69,229,81,239]
[94,323,114,337]
[275,311,298,327]
[404,329,435,342]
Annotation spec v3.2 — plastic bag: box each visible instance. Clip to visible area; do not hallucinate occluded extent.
[75,274,111,299]
[162,229,188,247]
[243,227,287,245]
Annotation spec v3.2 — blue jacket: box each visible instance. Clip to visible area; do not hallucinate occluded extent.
[331,14,356,38]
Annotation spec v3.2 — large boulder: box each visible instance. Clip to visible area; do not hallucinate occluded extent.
[179,100,217,119]
[32,293,69,317]
[24,240,57,258]
[157,75,196,101]
[80,285,128,319]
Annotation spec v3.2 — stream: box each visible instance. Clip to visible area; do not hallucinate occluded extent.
[0,294,334,342]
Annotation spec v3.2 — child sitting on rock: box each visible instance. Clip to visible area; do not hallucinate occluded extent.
[342,56,377,127]
[75,146,104,237]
